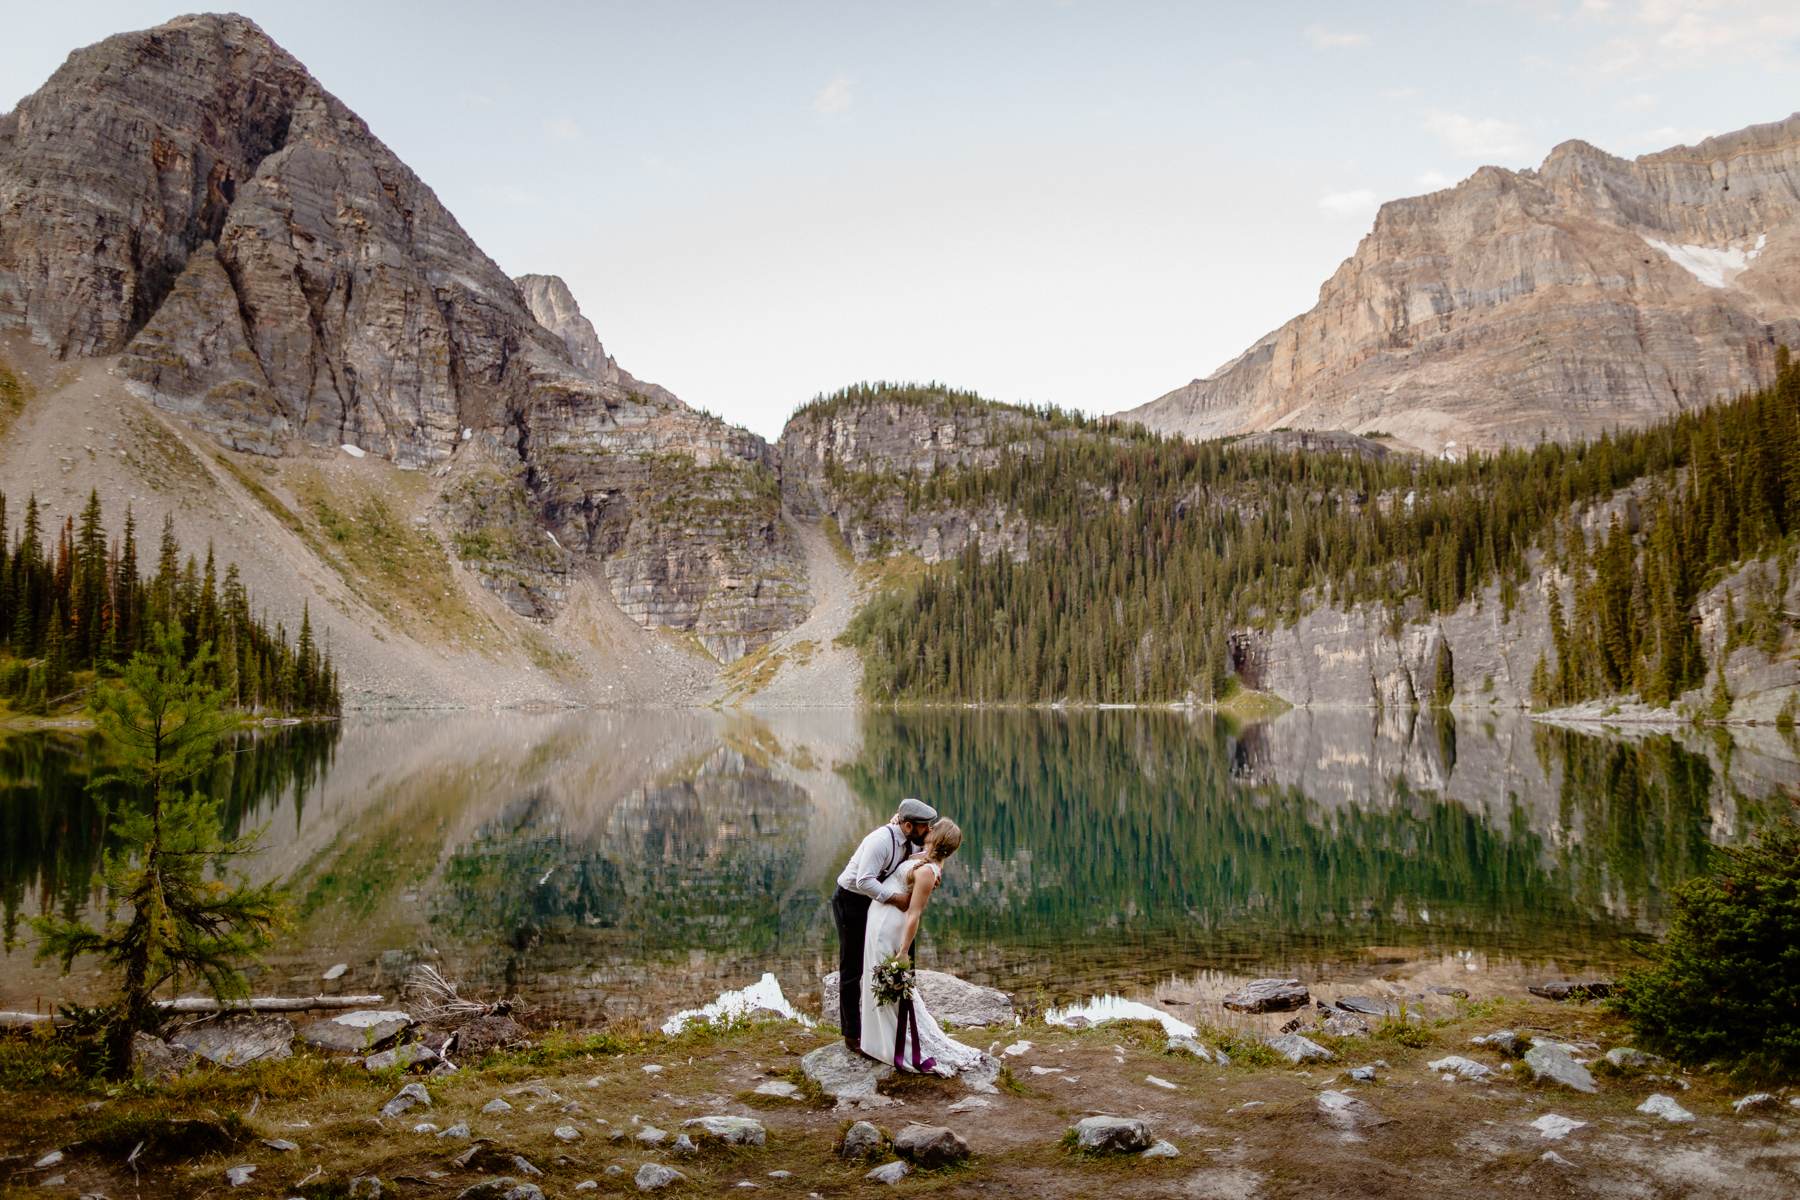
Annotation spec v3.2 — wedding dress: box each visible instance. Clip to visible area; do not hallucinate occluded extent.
[857,857,985,1075]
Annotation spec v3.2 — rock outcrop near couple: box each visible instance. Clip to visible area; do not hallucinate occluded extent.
[0,12,803,662]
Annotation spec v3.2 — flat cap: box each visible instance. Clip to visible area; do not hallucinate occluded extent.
[897,797,938,822]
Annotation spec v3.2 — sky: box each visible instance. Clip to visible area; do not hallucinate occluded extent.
[5,2,1799,438]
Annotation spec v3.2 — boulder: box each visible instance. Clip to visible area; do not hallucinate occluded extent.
[801,1042,893,1107]
[381,1082,431,1118]
[299,1010,414,1052]
[681,1116,767,1147]
[1222,979,1309,1013]
[1069,1115,1154,1154]
[1637,1093,1695,1123]
[1734,1093,1779,1115]
[1528,980,1613,1002]
[167,1014,294,1067]
[1320,1012,1370,1038]
[1267,1033,1334,1064]
[1523,1044,1597,1093]
[840,1121,886,1159]
[634,1163,685,1191]
[821,969,1012,1028]
[1427,1055,1494,1081]
[1348,1065,1378,1082]
[893,1123,969,1167]
[865,1161,911,1184]
[130,1032,196,1083]
[482,1098,513,1115]
[1142,1140,1180,1159]
[456,1182,545,1200]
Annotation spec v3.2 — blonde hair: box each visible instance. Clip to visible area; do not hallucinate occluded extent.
[927,818,962,862]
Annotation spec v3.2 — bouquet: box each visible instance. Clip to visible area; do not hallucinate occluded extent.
[871,954,915,1006]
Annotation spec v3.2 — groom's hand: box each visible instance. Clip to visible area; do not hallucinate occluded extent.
[884,895,909,909]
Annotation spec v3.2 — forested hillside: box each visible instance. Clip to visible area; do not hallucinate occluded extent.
[822,355,1800,709]
[0,490,340,717]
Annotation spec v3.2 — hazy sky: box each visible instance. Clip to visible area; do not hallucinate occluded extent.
[6,2,1798,437]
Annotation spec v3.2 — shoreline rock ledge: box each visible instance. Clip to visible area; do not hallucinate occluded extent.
[1222,979,1310,1013]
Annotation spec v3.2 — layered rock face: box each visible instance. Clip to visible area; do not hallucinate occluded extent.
[1126,115,1800,453]
[779,395,1041,562]
[0,14,804,660]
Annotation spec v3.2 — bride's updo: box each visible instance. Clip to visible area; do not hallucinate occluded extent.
[927,818,962,862]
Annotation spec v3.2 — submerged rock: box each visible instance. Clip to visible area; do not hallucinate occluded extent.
[1222,979,1310,1013]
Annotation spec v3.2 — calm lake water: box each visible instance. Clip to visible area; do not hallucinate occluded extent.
[3,708,1793,1025]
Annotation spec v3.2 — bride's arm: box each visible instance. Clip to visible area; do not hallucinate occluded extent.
[899,865,938,958]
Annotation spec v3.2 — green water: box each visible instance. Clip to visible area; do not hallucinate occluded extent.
[0,708,1788,1022]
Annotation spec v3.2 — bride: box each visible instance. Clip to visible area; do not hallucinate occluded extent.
[857,818,984,1075]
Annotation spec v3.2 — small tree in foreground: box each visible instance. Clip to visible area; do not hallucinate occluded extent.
[33,624,286,1074]
[1609,811,1800,1078]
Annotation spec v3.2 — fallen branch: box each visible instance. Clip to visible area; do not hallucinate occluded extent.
[154,994,385,1013]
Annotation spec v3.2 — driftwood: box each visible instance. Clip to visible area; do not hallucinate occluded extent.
[0,994,386,1027]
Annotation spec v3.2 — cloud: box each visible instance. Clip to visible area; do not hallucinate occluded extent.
[1304,24,1371,49]
[1423,111,1532,160]
[1415,169,1454,190]
[1379,86,1420,100]
[1318,188,1380,218]
[1616,90,1658,111]
[1583,0,1800,73]
[544,116,583,142]
[813,74,854,115]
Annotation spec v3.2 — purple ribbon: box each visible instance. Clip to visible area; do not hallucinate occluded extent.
[893,994,936,1072]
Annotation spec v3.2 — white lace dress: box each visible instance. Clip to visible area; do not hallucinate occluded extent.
[857,858,985,1076]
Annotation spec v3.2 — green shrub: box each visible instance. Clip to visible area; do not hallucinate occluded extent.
[1609,814,1800,1076]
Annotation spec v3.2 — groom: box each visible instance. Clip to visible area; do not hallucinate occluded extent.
[831,797,937,1051]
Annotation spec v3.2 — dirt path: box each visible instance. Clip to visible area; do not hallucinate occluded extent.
[720,508,864,707]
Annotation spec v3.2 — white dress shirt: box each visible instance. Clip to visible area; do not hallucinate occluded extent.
[836,823,910,901]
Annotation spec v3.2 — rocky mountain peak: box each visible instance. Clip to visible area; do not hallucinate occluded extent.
[1125,113,1800,454]
[517,273,616,383]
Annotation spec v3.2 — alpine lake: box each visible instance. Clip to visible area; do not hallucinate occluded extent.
[3,707,1793,1027]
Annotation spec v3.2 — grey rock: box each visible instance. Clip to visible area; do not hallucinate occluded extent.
[1734,1092,1778,1115]
[553,1124,581,1142]
[575,1184,599,1193]
[864,1161,911,1185]
[634,1163,685,1191]
[1070,1115,1154,1154]
[1531,1113,1586,1140]
[1523,1044,1597,1093]
[840,1121,886,1159]
[380,1082,430,1118]
[323,963,349,981]
[1319,1011,1370,1038]
[1166,1035,1213,1061]
[636,1126,669,1146]
[752,1080,799,1099]
[1316,1090,1393,1137]
[800,1042,894,1106]
[1427,1055,1494,1081]
[261,1138,299,1152]
[1348,1065,1378,1082]
[299,1009,414,1052]
[1267,1033,1335,1064]
[893,1123,969,1167]
[510,1155,543,1177]
[1471,1030,1528,1058]
[606,1165,625,1176]
[681,1116,767,1147]
[33,1151,64,1169]
[671,1134,697,1155]
[226,1164,256,1187]
[436,1123,471,1139]
[1603,1047,1666,1071]
[1222,979,1310,1013]
[1334,995,1398,1017]
[1638,1093,1696,1123]
[456,1182,545,1200]
[348,1179,383,1199]
[482,1098,513,1115]
[130,1032,196,1083]
[167,1013,294,1067]
[821,969,1012,1028]
[1141,1139,1180,1159]
[1428,986,1470,999]
[364,1042,447,1073]
[1529,980,1614,1002]
[412,1123,439,1134]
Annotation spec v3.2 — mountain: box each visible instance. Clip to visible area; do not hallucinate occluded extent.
[0,13,810,705]
[1123,116,1800,454]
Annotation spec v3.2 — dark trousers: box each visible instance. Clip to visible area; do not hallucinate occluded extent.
[830,886,872,1042]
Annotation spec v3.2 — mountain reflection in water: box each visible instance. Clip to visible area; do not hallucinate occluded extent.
[1,707,1790,1022]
